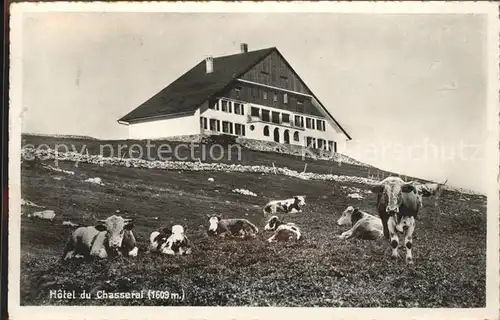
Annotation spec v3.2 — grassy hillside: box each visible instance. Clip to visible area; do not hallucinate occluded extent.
[19,135,486,307]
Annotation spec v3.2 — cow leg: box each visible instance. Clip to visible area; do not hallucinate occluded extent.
[404,218,416,264]
[387,216,399,259]
[267,234,277,242]
[62,237,75,261]
[160,247,176,255]
[380,215,390,240]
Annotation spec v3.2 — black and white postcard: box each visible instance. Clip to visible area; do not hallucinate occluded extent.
[8,2,500,319]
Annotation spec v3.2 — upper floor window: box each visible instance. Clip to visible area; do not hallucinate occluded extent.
[221,100,230,113]
[282,113,290,123]
[283,93,288,104]
[251,107,260,117]
[263,92,268,100]
[272,111,280,124]
[273,93,278,102]
[294,115,304,128]
[235,86,242,99]
[262,109,270,122]
[297,100,304,113]
[234,103,244,115]
[317,119,326,131]
[306,118,315,130]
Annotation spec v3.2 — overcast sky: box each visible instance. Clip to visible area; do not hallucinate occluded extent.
[20,12,489,192]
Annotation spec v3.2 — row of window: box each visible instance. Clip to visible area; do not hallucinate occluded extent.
[209,99,245,115]
[201,117,337,151]
[200,117,246,136]
[246,85,295,105]
[250,106,326,131]
[306,137,337,152]
[262,125,301,142]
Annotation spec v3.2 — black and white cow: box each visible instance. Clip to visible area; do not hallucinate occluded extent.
[263,196,306,215]
[62,215,138,260]
[336,206,383,240]
[371,176,430,264]
[149,225,192,255]
[264,215,302,242]
[207,215,259,238]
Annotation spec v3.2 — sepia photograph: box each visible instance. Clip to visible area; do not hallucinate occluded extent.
[8,2,500,319]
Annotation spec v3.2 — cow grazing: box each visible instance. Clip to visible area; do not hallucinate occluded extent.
[149,225,192,255]
[371,177,430,264]
[263,196,306,215]
[62,215,138,260]
[264,215,302,242]
[207,215,259,238]
[336,206,383,240]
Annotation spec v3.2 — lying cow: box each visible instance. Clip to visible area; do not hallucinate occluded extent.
[264,215,302,242]
[263,196,306,215]
[371,177,430,264]
[149,225,192,255]
[62,215,138,260]
[336,206,383,240]
[207,215,259,238]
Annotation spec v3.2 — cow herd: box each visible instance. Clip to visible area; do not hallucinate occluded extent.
[62,176,444,265]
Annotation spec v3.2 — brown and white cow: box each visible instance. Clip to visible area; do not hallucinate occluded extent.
[371,176,431,264]
[62,215,138,260]
[336,206,383,240]
[263,196,306,215]
[207,215,259,238]
[264,215,302,242]
[149,225,192,255]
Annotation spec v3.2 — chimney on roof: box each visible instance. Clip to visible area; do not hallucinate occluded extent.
[240,43,248,53]
[205,56,214,74]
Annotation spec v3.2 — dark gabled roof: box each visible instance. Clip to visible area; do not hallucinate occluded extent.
[118,47,275,123]
[118,46,352,140]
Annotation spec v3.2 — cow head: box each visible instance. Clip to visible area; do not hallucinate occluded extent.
[207,215,221,236]
[95,215,134,251]
[337,206,362,226]
[170,225,185,241]
[294,196,306,207]
[371,177,419,216]
[264,216,281,231]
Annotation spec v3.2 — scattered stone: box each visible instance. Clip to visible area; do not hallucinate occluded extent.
[28,210,56,220]
[232,188,257,197]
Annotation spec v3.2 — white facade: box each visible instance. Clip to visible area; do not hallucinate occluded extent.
[199,97,348,153]
[126,109,201,140]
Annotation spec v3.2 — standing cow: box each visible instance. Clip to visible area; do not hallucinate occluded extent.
[62,215,138,260]
[370,177,430,264]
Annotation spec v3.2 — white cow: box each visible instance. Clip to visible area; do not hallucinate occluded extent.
[62,215,138,260]
[336,206,383,240]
